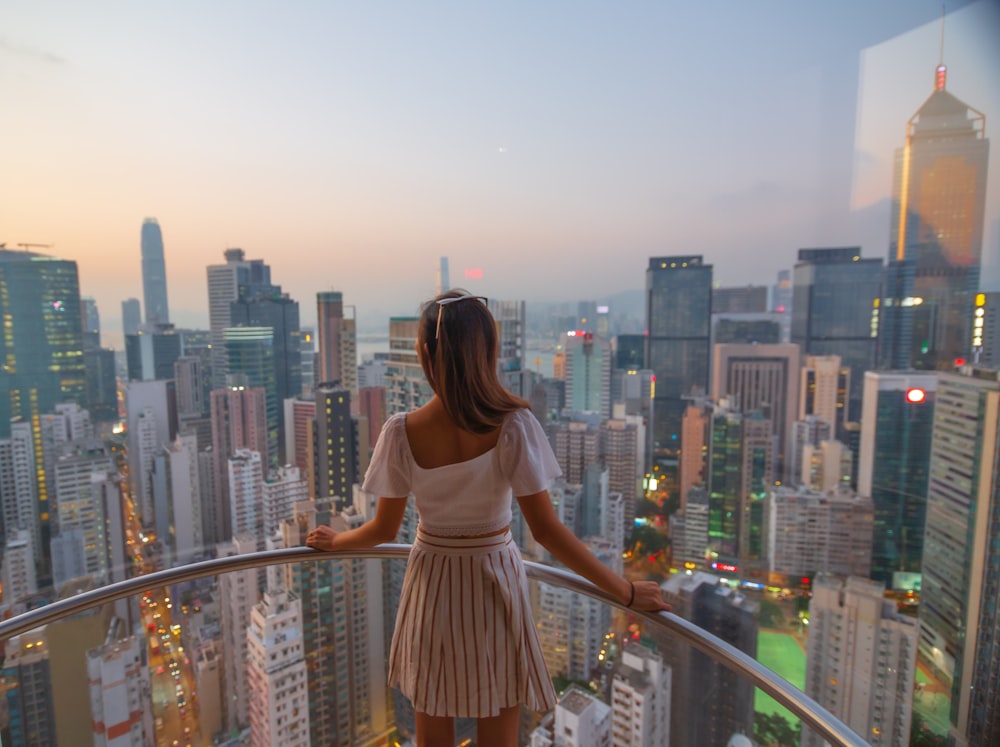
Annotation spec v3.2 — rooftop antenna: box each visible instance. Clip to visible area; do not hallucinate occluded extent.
[936,2,947,90]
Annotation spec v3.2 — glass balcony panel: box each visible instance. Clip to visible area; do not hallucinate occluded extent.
[0,548,867,746]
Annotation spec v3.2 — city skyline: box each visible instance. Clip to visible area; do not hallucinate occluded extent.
[2,2,999,340]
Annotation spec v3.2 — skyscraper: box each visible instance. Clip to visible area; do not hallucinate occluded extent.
[246,590,310,747]
[224,327,278,466]
[880,64,989,371]
[611,643,672,746]
[316,291,356,392]
[656,572,758,747]
[140,217,169,326]
[125,380,177,529]
[707,405,773,579]
[971,291,999,366]
[711,342,801,481]
[314,384,360,509]
[210,383,268,544]
[768,487,874,584]
[80,297,100,350]
[490,299,529,397]
[0,248,86,438]
[231,289,302,460]
[802,576,917,747]
[121,297,141,338]
[125,323,182,381]
[87,635,154,746]
[645,256,713,453]
[791,247,882,424]
[564,331,612,416]
[857,371,936,586]
[385,317,433,415]
[919,366,1000,745]
[799,354,849,432]
[206,248,272,389]
[0,421,42,572]
[712,285,768,314]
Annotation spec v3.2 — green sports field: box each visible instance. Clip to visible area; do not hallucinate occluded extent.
[754,631,808,727]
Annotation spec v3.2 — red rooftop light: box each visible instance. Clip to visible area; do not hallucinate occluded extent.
[906,388,926,404]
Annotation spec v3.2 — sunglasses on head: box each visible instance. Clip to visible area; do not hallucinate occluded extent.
[435,293,488,340]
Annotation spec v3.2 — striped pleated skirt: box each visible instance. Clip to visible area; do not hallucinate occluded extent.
[388,528,557,718]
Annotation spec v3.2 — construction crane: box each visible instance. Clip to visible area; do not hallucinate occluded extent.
[15,242,53,251]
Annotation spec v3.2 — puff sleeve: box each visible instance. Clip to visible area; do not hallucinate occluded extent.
[360,413,411,498]
[499,409,563,496]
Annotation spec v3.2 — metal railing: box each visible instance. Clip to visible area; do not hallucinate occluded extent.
[0,545,869,747]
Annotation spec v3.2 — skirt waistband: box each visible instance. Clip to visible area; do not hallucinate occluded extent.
[414,527,514,554]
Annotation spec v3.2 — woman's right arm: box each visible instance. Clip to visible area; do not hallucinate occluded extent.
[517,490,669,613]
[306,497,407,551]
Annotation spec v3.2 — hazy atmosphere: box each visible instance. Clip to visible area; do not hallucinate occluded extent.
[3,0,999,337]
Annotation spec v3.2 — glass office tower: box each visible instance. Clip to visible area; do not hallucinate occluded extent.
[0,249,86,438]
[644,256,712,452]
[880,65,989,372]
[857,371,936,587]
[140,218,170,326]
[791,247,882,424]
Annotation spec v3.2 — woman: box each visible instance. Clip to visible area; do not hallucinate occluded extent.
[306,290,669,747]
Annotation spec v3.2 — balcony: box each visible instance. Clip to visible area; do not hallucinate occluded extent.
[0,546,867,747]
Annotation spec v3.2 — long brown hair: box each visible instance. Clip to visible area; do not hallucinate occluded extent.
[418,290,530,433]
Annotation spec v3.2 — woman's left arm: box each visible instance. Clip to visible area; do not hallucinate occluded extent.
[306,497,408,551]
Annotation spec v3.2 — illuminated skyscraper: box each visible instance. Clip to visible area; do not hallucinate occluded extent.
[0,248,86,440]
[880,64,989,371]
[314,384,362,510]
[857,371,936,587]
[919,366,1000,745]
[707,405,773,580]
[140,217,169,326]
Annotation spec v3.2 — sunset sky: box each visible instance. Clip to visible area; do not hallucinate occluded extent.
[2,0,998,339]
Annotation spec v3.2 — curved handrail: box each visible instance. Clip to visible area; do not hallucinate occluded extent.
[0,546,868,747]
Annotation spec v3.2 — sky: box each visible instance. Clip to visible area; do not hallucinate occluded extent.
[2,0,999,340]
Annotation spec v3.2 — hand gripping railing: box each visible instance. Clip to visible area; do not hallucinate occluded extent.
[0,545,868,747]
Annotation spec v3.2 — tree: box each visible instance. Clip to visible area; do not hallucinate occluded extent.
[910,713,947,747]
[758,599,785,628]
[635,497,660,518]
[628,525,668,557]
[753,711,798,747]
[660,492,681,517]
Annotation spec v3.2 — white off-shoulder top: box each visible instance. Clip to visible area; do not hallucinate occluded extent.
[360,408,562,536]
